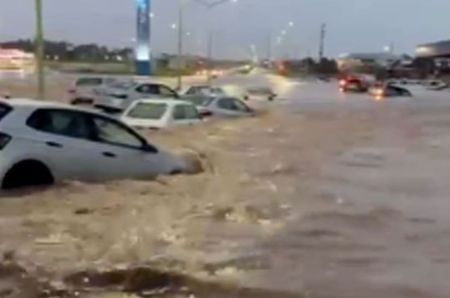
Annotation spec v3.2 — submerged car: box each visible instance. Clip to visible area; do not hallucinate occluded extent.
[339,76,369,93]
[69,77,118,106]
[425,80,448,91]
[120,99,202,130]
[369,82,412,99]
[95,81,179,113]
[182,85,227,97]
[245,87,277,101]
[0,99,186,189]
[184,95,254,118]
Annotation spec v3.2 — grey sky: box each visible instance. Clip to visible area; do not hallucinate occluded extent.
[1,0,450,59]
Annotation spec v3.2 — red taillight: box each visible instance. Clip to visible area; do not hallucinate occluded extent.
[0,132,11,150]
[339,80,346,87]
[200,110,213,117]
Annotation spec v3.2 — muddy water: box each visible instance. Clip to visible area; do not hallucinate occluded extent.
[1,79,450,297]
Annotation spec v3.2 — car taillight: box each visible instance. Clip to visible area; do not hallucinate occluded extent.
[339,80,346,86]
[200,110,213,117]
[0,132,11,150]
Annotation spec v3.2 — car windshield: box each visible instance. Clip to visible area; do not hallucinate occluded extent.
[126,102,167,120]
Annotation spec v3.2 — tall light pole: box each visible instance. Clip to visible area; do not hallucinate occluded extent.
[176,0,186,90]
[35,0,45,100]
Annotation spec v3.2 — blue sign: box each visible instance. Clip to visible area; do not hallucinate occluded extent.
[136,0,151,75]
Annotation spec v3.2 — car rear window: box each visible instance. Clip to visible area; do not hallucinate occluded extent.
[126,102,167,120]
[76,78,103,86]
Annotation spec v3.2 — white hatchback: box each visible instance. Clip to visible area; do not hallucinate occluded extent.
[121,99,203,130]
[0,99,187,189]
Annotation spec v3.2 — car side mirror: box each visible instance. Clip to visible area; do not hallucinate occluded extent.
[141,143,159,154]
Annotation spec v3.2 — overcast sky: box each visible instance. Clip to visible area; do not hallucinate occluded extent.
[1,0,450,59]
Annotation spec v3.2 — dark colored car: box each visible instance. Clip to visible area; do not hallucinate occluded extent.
[369,82,412,98]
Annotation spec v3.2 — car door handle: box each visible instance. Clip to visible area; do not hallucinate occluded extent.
[102,152,116,158]
[46,141,63,148]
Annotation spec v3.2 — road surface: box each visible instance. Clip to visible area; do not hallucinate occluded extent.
[1,71,450,297]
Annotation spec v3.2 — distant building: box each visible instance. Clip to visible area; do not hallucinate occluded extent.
[416,40,450,77]
[337,52,402,71]
[416,40,450,58]
[0,49,35,70]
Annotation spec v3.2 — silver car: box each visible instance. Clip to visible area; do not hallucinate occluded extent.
[95,81,179,113]
[184,95,254,118]
[69,77,118,106]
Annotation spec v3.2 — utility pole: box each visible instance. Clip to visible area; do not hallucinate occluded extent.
[176,0,184,90]
[319,23,326,61]
[267,32,272,62]
[207,31,213,85]
[35,0,45,100]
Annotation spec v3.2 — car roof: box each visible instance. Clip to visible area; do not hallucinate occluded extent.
[132,99,194,106]
[3,98,107,114]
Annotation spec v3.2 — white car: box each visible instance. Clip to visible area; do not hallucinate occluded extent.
[121,99,202,130]
[246,87,277,101]
[69,77,118,105]
[95,81,179,113]
[182,85,227,97]
[0,99,186,189]
[184,96,254,118]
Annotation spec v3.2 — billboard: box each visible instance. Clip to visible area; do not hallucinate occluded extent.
[136,0,151,75]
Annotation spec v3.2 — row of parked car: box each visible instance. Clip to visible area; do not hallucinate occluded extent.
[0,76,276,190]
[69,77,276,129]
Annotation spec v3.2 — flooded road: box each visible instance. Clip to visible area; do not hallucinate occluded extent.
[1,76,450,297]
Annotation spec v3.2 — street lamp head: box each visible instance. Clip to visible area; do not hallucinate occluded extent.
[288,21,294,27]
[171,23,177,30]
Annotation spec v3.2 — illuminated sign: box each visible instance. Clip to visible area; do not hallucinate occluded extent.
[136,0,151,75]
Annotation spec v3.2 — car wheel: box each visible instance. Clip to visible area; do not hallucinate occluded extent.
[2,160,54,190]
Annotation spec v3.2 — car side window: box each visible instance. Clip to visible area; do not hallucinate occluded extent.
[183,105,200,119]
[27,109,92,139]
[173,105,186,120]
[135,84,159,94]
[230,98,250,112]
[89,116,145,148]
[159,86,176,97]
[217,98,236,110]
[173,105,199,120]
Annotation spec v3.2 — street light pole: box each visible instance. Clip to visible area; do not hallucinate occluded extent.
[35,0,45,100]
[176,0,184,90]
